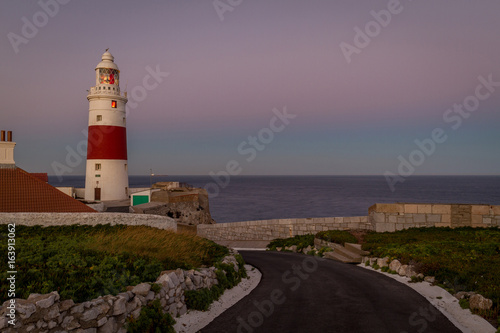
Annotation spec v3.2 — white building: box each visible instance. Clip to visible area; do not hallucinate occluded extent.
[84,50,129,201]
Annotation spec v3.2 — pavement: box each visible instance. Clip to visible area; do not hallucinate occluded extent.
[201,251,463,333]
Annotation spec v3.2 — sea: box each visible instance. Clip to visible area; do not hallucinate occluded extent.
[48,175,500,224]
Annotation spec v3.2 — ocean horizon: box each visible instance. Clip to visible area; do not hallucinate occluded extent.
[49,175,500,224]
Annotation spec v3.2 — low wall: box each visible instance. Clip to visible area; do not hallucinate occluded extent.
[369,203,500,232]
[0,255,240,332]
[197,216,371,242]
[0,213,177,232]
[198,203,500,243]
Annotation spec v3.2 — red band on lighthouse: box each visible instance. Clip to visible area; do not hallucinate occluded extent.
[87,125,127,160]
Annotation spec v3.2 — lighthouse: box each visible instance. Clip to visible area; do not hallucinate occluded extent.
[85,50,129,201]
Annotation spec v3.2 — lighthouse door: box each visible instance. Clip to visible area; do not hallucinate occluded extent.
[94,188,101,201]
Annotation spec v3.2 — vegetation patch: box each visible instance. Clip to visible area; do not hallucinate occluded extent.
[316,230,358,245]
[126,299,176,333]
[185,254,247,311]
[362,227,500,323]
[0,224,229,303]
[267,234,315,252]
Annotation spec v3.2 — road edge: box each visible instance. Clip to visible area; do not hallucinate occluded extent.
[173,264,262,333]
[358,264,496,333]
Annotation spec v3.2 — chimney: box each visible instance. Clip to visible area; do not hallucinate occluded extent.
[0,130,16,167]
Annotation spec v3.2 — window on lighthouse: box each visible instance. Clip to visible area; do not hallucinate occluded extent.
[99,68,119,85]
[95,163,101,171]
[96,115,102,122]
[111,100,117,108]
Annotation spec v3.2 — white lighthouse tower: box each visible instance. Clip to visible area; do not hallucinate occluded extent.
[85,50,129,201]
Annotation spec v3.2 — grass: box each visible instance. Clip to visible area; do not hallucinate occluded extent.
[362,227,500,323]
[0,224,229,303]
[86,225,227,268]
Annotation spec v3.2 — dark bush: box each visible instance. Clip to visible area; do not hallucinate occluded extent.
[126,299,175,333]
[315,230,358,245]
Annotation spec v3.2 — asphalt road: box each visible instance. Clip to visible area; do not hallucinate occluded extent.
[201,251,462,333]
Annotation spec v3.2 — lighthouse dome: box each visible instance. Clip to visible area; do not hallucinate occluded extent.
[96,50,119,70]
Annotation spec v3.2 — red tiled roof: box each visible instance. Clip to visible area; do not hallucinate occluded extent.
[30,173,49,183]
[0,167,96,213]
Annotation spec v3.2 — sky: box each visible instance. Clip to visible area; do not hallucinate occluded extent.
[1,0,499,177]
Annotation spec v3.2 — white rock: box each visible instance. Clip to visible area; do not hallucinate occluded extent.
[132,283,151,296]
[16,302,36,319]
[97,316,108,327]
[112,296,127,316]
[36,293,58,309]
[469,294,493,310]
[377,257,389,268]
[424,276,436,284]
[389,259,401,272]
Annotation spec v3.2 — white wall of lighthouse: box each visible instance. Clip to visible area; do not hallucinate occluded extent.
[85,51,129,201]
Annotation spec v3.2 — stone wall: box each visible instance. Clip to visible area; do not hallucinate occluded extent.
[0,213,177,232]
[198,203,500,242]
[197,216,371,242]
[368,203,500,232]
[0,255,240,332]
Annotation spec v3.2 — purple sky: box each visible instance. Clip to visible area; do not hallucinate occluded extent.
[1,0,499,176]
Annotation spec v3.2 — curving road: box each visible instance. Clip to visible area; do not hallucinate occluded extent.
[201,251,462,333]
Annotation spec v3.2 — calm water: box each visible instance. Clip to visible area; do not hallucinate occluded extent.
[49,175,500,223]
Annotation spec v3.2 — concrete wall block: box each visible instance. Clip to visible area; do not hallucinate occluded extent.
[492,206,500,215]
[471,205,490,215]
[322,217,335,224]
[427,214,441,223]
[471,215,482,225]
[373,203,405,214]
[404,204,418,214]
[413,214,426,223]
[397,217,405,224]
[483,218,492,224]
[432,205,451,215]
[417,205,432,214]
[334,217,343,223]
[404,217,414,224]
[347,223,359,229]
[372,212,385,223]
[388,215,397,223]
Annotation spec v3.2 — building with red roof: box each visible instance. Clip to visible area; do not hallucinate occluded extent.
[0,130,96,213]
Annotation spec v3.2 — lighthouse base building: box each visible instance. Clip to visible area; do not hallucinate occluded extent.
[85,50,129,202]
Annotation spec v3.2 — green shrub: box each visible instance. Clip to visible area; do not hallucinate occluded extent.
[317,246,333,257]
[185,288,212,311]
[126,299,175,333]
[410,275,424,283]
[151,283,162,294]
[235,254,248,279]
[267,235,315,252]
[186,257,248,312]
[315,230,358,245]
[363,227,500,322]
[459,298,470,310]
[0,225,229,303]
